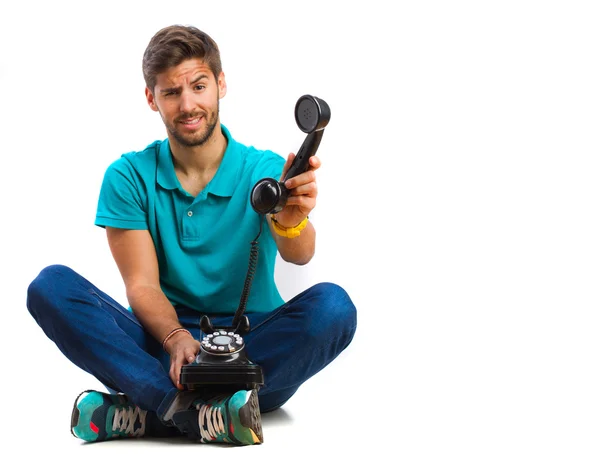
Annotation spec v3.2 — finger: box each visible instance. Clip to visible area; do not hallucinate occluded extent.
[185,344,198,364]
[284,196,316,210]
[309,156,321,170]
[176,344,199,389]
[175,359,184,390]
[170,353,187,390]
[284,169,316,190]
[169,362,180,389]
[290,181,318,197]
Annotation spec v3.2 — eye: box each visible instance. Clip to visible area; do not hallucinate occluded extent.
[195,85,206,91]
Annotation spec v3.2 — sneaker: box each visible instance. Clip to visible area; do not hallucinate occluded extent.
[71,390,148,442]
[171,389,263,445]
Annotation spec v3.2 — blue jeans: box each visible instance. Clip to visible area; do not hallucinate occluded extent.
[26,265,357,419]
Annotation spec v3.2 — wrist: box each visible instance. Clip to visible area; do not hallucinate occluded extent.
[270,215,309,238]
[162,327,192,353]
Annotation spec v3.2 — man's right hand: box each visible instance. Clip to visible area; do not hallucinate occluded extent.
[164,333,200,390]
[106,228,201,390]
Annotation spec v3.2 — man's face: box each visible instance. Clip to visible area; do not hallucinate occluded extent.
[145,58,227,147]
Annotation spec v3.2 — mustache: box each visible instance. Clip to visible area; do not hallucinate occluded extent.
[177,112,205,122]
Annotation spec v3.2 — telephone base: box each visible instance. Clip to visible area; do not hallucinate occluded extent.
[180,363,264,391]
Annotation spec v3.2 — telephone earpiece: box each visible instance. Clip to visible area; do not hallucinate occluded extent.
[250,95,331,215]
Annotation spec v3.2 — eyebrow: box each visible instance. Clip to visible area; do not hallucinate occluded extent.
[160,74,209,95]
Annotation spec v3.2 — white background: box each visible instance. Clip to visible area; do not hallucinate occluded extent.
[1,0,599,466]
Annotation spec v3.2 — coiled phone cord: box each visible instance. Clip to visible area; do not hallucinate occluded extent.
[231,214,263,329]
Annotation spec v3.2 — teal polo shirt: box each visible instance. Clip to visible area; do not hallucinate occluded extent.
[95,124,286,315]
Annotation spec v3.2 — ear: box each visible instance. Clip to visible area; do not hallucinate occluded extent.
[217,71,227,99]
[145,87,159,112]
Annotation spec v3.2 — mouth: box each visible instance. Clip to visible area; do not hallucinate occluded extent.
[178,115,204,131]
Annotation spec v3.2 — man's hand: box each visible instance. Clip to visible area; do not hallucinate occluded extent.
[273,153,321,228]
[164,332,200,390]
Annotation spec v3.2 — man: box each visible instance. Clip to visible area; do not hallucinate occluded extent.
[26,24,356,446]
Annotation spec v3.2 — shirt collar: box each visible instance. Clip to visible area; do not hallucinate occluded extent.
[157,124,241,197]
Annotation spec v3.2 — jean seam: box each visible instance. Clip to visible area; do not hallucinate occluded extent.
[89,289,142,328]
[249,302,292,332]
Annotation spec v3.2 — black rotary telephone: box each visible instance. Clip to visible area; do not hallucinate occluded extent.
[179,95,331,394]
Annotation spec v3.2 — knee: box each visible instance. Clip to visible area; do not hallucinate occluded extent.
[306,282,357,339]
[27,264,77,311]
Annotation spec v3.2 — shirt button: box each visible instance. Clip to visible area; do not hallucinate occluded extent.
[187,211,193,217]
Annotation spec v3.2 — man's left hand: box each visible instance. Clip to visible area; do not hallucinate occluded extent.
[274,153,321,227]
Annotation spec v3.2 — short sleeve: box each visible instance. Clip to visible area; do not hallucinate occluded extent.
[251,150,286,186]
[95,157,148,230]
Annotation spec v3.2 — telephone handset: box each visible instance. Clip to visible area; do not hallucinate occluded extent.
[250,95,331,214]
[180,95,331,393]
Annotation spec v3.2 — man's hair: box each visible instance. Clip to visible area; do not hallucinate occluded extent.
[142,25,222,92]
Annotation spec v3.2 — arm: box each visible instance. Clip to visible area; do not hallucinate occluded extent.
[268,217,316,265]
[268,154,320,265]
[106,227,199,390]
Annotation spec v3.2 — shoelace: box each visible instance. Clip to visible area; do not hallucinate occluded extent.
[112,406,147,437]
[198,399,227,441]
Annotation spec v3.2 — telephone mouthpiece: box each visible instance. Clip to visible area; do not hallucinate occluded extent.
[250,178,283,214]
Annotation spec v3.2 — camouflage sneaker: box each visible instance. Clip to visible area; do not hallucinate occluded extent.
[171,389,263,445]
[71,390,148,442]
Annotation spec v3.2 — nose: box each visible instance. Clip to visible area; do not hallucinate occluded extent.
[179,89,196,114]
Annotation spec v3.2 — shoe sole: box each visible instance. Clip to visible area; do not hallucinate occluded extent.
[238,390,263,444]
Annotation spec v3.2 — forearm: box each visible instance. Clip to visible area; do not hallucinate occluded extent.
[126,284,182,343]
[269,217,315,265]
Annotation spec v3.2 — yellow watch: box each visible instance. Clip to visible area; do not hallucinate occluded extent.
[270,215,309,238]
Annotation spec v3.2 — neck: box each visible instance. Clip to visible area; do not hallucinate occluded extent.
[169,123,227,175]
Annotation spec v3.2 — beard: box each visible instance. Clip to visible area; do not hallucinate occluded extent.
[163,100,220,147]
